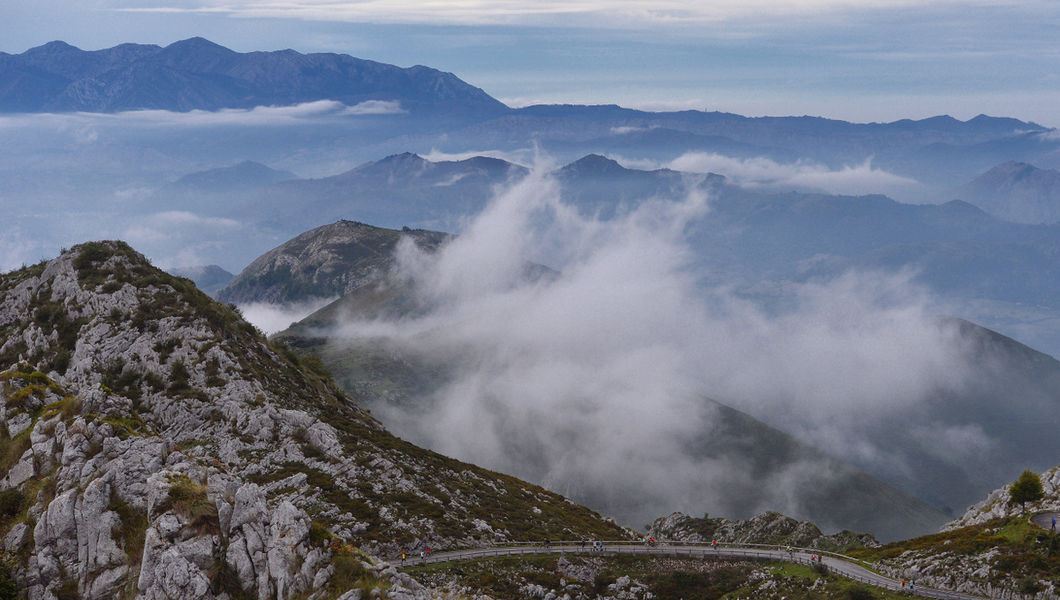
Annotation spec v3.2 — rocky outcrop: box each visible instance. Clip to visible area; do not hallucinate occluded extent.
[647,511,878,551]
[0,241,628,599]
[946,465,1060,530]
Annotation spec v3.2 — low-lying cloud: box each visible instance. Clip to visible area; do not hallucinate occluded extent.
[313,164,986,532]
[239,297,336,335]
[669,152,920,197]
[0,99,402,133]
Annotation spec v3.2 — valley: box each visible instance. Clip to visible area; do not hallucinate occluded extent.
[2,33,1060,600]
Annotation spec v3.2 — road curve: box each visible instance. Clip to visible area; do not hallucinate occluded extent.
[1031,511,1060,531]
[399,542,988,600]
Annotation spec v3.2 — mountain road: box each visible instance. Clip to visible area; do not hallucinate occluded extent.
[400,542,989,599]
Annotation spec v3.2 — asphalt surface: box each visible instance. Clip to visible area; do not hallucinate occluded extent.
[400,542,989,599]
[1031,511,1060,532]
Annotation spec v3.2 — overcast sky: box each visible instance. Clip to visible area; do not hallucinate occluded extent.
[3,0,1060,126]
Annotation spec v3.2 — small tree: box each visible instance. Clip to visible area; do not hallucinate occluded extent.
[1009,470,1045,513]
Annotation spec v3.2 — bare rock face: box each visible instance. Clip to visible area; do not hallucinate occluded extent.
[0,241,628,599]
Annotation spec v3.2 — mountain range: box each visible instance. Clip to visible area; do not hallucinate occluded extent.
[0,38,506,116]
[184,151,1060,357]
[4,35,1060,599]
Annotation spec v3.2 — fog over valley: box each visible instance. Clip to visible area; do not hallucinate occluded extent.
[4,35,1060,550]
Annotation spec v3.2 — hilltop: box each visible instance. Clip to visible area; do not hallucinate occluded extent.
[216,220,452,305]
[0,241,627,599]
[954,161,1060,224]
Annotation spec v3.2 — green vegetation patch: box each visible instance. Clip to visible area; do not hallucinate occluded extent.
[250,462,374,524]
[155,474,219,536]
[325,546,390,598]
[109,489,148,574]
[850,516,1060,582]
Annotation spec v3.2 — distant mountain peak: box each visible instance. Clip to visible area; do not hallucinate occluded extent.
[25,40,78,54]
[163,36,232,52]
[955,160,1060,224]
[561,154,629,175]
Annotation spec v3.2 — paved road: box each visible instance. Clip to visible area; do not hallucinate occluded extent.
[400,542,988,600]
[1031,511,1060,532]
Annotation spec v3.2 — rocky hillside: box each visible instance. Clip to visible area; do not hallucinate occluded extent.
[843,465,1060,599]
[945,465,1060,530]
[646,511,878,552]
[217,221,451,305]
[0,241,627,599]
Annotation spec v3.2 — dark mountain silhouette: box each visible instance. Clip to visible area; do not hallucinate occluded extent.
[0,37,509,116]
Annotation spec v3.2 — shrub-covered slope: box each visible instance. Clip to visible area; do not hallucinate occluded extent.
[0,241,626,600]
[845,465,1060,599]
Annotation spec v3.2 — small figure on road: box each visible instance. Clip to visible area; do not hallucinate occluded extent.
[401,552,406,565]
[1052,517,1056,531]
[420,550,425,560]
[712,540,718,550]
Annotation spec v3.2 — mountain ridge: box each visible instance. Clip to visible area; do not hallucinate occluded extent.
[0,241,627,598]
[0,38,508,115]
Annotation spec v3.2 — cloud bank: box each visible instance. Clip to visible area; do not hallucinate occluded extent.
[0,100,402,132]
[668,152,920,197]
[314,164,982,530]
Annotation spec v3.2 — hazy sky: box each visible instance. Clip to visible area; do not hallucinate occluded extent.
[3,0,1060,125]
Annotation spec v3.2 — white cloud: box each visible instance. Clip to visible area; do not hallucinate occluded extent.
[0,100,401,131]
[668,152,920,196]
[238,297,336,335]
[317,164,981,529]
[609,125,653,135]
[340,100,406,115]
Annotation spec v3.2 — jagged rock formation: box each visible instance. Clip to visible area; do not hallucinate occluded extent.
[0,241,627,599]
[646,511,878,552]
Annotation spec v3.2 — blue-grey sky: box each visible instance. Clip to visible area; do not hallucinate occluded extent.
[3,0,1060,126]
